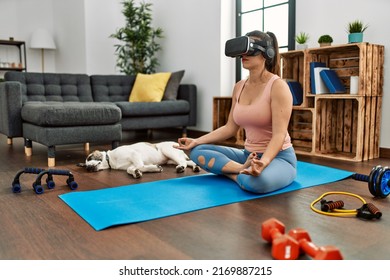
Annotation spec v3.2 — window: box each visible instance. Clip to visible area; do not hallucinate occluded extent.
[235,0,295,80]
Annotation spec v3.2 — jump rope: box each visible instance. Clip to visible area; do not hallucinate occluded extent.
[310,191,382,220]
[310,165,389,220]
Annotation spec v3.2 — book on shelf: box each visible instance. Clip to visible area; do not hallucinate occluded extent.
[319,69,346,93]
[313,66,330,94]
[286,80,303,105]
[310,62,326,93]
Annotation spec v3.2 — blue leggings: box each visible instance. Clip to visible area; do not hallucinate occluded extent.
[190,144,297,194]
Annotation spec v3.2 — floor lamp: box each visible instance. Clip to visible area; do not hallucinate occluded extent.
[30,28,56,72]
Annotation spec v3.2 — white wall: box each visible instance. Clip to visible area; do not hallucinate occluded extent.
[151,0,235,132]
[1,0,390,148]
[52,0,87,73]
[0,0,56,72]
[84,0,123,74]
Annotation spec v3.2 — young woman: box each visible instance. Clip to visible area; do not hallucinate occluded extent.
[176,30,297,194]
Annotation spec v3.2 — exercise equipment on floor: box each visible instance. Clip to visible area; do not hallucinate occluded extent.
[288,228,343,260]
[351,165,390,198]
[12,167,46,194]
[310,191,382,220]
[261,218,300,260]
[34,169,78,193]
[12,167,78,194]
[261,218,343,260]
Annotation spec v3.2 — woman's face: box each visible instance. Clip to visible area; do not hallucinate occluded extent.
[241,53,265,70]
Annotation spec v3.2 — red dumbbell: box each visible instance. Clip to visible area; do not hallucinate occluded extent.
[261,218,300,260]
[288,228,343,260]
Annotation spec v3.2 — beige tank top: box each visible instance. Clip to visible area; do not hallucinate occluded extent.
[232,75,292,153]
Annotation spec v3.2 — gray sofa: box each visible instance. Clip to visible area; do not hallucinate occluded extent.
[0,71,197,166]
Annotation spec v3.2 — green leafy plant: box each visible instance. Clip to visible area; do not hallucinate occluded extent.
[318,34,333,44]
[295,32,309,44]
[347,20,369,33]
[110,0,163,75]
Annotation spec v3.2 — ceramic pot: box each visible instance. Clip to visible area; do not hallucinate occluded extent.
[348,32,363,43]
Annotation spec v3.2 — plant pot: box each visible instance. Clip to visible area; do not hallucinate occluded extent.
[319,43,331,47]
[348,32,363,43]
[296,43,308,50]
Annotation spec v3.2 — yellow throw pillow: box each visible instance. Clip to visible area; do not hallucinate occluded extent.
[129,72,172,102]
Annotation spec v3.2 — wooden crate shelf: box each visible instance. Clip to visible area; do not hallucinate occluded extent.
[288,108,314,154]
[213,43,384,162]
[315,96,363,161]
[305,43,384,97]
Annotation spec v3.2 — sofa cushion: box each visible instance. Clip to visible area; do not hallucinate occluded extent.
[163,70,185,100]
[90,75,135,102]
[21,102,121,126]
[129,72,171,102]
[115,100,189,117]
[4,72,93,103]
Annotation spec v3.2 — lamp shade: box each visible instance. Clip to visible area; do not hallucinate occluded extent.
[30,28,56,49]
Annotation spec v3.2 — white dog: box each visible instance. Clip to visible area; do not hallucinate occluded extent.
[80,141,200,178]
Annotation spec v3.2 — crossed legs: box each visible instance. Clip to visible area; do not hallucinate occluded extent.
[190,144,297,194]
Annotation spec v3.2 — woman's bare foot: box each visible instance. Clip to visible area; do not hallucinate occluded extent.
[243,152,257,169]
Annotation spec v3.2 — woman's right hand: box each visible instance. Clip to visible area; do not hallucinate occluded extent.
[176,137,198,151]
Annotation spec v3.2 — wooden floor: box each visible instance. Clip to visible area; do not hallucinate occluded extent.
[0,130,389,260]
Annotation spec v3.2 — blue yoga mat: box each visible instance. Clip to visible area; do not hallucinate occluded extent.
[59,161,353,231]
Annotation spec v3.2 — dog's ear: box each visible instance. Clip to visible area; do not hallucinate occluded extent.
[86,150,103,162]
[77,162,86,168]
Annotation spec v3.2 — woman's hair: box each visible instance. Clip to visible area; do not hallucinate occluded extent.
[245,30,280,75]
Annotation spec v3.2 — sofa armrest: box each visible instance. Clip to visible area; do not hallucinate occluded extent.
[177,84,197,126]
[0,81,23,137]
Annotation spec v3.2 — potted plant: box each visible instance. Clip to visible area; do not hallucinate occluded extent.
[110,0,163,75]
[295,32,309,50]
[347,20,368,43]
[318,34,333,47]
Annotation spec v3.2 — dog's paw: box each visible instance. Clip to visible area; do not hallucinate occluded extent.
[193,165,201,173]
[133,169,143,179]
[176,165,185,173]
[157,165,163,172]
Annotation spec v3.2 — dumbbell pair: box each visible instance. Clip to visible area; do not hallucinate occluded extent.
[261,218,343,260]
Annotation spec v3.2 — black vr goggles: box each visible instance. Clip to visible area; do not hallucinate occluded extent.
[224,36,275,60]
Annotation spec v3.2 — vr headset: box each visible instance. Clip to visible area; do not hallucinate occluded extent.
[224,36,275,60]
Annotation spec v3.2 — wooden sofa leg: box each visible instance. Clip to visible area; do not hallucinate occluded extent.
[182,126,187,138]
[24,139,32,156]
[7,137,12,145]
[48,146,55,167]
[84,142,90,151]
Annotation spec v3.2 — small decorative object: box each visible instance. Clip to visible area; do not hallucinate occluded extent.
[295,32,309,50]
[350,76,359,94]
[9,37,14,41]
[318,34,333,47]
[347,20,368,43]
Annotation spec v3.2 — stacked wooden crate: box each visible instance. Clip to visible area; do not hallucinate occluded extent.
[213,43,384,162]
[282,43,384,161]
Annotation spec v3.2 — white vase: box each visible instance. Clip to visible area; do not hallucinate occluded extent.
[296,43,308,50]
